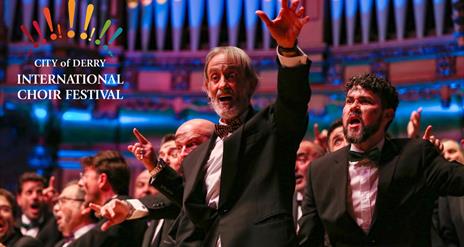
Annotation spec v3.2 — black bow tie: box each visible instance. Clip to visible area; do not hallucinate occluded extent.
[214,118,243,139]
[348,148,381,163]
[21,221,39,230]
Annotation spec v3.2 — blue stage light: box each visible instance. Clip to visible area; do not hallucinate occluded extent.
[33,106,48,120]
[62,111,91,121]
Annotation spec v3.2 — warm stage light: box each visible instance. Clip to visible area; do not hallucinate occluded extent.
[127,0,138,8]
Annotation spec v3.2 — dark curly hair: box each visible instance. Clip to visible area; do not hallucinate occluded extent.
[345,73,399,130]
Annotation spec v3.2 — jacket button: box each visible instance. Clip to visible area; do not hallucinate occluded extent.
[367,239,376,246]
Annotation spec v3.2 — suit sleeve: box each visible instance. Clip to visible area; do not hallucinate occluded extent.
[298,165,324,247]
[150,164,184,207]
[422,140,464,196]
[138,194,180,220]
[274,59,312,143]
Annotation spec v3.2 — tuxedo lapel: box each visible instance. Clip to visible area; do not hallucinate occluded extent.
[183,134,217,202]
[218,108,256,210]
[371,138,400,227]
[292,192,299,227]
[333,147,349,217]
[183,133,218,228]
[219,125,244,210]
[142,220,158,247]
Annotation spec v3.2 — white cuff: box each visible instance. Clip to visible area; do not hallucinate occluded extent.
[126,199,149,220]
[276,46,308,67]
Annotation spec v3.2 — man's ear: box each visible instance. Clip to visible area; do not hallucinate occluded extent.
[98,173,108,189]
[384,109,394,121]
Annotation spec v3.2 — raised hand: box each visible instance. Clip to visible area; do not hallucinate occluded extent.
[128,128,157,171]
[256,0,310,48]
[89,199,131,231]
[407,107,422,138]
[313,123,328,151]
[422,125,444,153]
[42,176,58,207]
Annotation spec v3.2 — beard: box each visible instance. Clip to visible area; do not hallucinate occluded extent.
[209,90,249,121]
[344,113,382,144]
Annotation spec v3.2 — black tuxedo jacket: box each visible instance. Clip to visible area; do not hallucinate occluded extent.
[155,61,311,247]
[143,219,177,247]
[138,194,181,247]
[298,138,464,247]
[434,196,464,247]
[36,213,62,247]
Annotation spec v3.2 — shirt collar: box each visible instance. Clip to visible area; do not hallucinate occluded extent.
[350,138,385,153]
[73,223,96,239]
[21,214,43,226]
[219,108,249,126]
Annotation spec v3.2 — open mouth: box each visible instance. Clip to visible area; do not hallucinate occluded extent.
[29,203,41,214]
[348,116,362,128]
[55,215,63,226]
[218,95,233,103]
[295,174,304,182]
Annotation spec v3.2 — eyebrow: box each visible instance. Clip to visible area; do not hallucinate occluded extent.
[346,95,375,101]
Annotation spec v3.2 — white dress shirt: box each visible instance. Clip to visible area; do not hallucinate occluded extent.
[20,214,40,238]
[347,139,384,233]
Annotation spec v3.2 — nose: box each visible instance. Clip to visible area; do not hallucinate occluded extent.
[179,146,189,160]
[349,102,361,113]
[53,203,60,216]
[350,100,359,108]
[78,178,84,188]
[444,152,451,161]
[218,76,229,90]
[31,191,40,199]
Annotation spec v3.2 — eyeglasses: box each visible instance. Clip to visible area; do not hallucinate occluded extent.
[56,196,85,206]
[79,171,98,181]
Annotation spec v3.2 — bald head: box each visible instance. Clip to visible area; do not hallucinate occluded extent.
[176,119,215,138]
[442,139,464,165]
[175,119,215,161]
